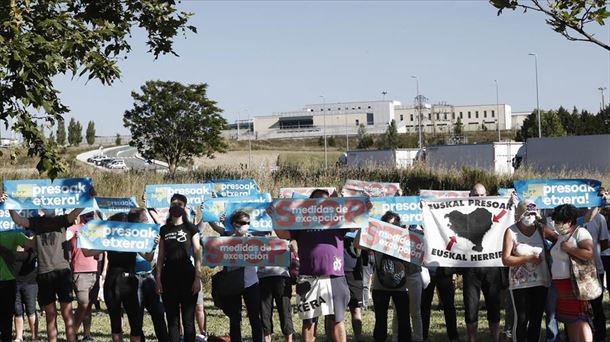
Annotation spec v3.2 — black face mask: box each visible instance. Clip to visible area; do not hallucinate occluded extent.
[169,206,185,218]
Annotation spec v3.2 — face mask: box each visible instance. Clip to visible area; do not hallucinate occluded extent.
[169,206,185,218]
[556,223,572,235]
[236,224,249,235]
[521,215,536,227]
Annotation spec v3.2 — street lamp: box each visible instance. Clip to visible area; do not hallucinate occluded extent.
[599,87,607,110]
[411,76,422,149]
[528,53,542,138]
[320,95,327,169]
[246,109,252,168]
[495,80,500,142]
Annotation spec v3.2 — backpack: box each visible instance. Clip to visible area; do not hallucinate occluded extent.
[377,254,407,289]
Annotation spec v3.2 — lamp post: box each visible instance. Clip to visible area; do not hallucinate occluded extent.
[247,110,252,168]
[599,87,607,110]
[495,80,500,142]
[528,53,542,138]
[320,96,327,169]
[411,76,422,149]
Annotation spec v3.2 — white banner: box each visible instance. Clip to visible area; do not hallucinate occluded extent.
[422,196,515,267]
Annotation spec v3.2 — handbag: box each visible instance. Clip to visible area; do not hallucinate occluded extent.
[568,228,603,301]
[211,267,244,309]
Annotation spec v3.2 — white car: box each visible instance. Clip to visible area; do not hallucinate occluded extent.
[107,160,128,170]
[87,155,107,163]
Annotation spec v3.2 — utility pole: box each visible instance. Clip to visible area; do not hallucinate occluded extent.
[495,80,500,142]
[599,87,607,110]
[528,53,542,138]
[247,110,252,169]
[411,76,422,149]
[320,96,327,169]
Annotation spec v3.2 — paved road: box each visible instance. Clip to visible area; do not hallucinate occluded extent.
[95,146,167,171]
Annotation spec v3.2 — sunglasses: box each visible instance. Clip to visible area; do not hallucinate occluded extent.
[235,221,250,226]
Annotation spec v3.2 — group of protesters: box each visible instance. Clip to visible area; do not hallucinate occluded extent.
[0,179,609,342]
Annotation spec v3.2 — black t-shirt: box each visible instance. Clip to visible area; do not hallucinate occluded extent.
[107,251,136,275]
[12,249,37,284]
[160,223,198,270]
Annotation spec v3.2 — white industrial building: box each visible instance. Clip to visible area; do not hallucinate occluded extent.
[250,100,513,140]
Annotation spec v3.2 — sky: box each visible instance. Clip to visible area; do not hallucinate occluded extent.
[46,1,610,136]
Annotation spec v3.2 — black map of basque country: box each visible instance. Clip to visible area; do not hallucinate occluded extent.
[445,208,493,252]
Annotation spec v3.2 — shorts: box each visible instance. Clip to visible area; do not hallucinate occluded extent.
[37,268,74,306]
[73,272,100,305]
[303,276,350,324]
[345,271,363,309]
[15,281,38,316]
[462,267,502,324]
[554,279,592,324]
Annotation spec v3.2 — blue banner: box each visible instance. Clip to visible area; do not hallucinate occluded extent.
[271,197,369,230]
[369,196,423,225]
[3,178,94,210]
[95,197,139,219]
[207,180,259,198]
[223,202,273,232]
[0,209,38,232]
[202,193,272,222]
[514,179,603,209]
[498,188,515,197]
[144,184,210,209]
[77,219,160,253]
[202,236,290,267]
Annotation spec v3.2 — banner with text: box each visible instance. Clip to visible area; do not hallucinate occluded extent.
[202,193,272,222]
[271,197,368,230]
[3,178,94,210]
[95,197,139,219]
[0,209,38,232]
[144,183,210,209]
[207,180,259,198]
[342,180,401,197]
[359,218,425,265]
[369,196,423,225]
[202,236,290,267]
[279,187,338,199]
[498,188,515,197]
[422,196,514,267]
[77,219,160,253]
[223,202,273,232]
[514,179,603,209]
[419,189,470,200]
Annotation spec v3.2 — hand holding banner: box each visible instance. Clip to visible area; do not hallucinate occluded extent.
[342,180,401,197]
[202,194,272,222]
[271,197,368,230]
[95,197,139,219]
[77,219,160,253]
[514,179,603,209]
[144,184,210,208]
[369,196,423,225]
[3,178,94,210]
[359,218,425,265]
[223,202,273,232]
[207,180,259,198]
[202,236,290,267]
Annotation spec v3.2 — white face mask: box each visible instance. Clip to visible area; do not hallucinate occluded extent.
[556,223,572,236]
[521,215,536,227]
[236,224,249,236]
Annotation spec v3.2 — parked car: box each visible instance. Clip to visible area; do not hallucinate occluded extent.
[87,155,106,163]
[107,160,127,170]
[95,158,115,167]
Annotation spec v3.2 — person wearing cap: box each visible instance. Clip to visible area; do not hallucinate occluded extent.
[502,200,551,341]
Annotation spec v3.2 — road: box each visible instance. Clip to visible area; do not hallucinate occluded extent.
[101,146,167,171]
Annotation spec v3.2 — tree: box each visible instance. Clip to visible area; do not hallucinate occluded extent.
[381,120,399,149]
[356,124,374,149]
[124,81,227,175]
[67,118,82,146]
[453,117,464,136]
[0,1,195,178]
[517,109,566,141]
[86,121,96,145]
[56,119,66,146]
[115,134,122,146]
[491,0,610,51]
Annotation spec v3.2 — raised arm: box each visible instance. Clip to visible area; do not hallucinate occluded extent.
[9,210,30,228]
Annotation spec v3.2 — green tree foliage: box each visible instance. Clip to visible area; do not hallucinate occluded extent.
[124,81,227,175]
[356,124,374,149]
[67,118,83,146]
[86,121,96,145]
[491,0,610,51]
[453,117,464,136]
[517,109,567,141]
[317,135,336,147]
[56,119,66,146]
[115,133,122,146]
[381,120,399,149]
[0,1,195,178]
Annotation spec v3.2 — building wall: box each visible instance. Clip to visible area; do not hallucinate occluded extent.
[511,112,530,130]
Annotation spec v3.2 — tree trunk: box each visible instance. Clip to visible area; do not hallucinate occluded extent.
[169,162,177,176]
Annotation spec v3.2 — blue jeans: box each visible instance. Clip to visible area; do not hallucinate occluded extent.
[545,284,559,342]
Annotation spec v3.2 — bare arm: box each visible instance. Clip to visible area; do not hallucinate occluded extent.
[9,210,30,228]
[501,228,538,267]
[147,208,162,225]
[156,239,165,287]
[543,224,559,244]
[81,248,104,257]
[563,238,594,261]
[66,208,85,226]
[208,221,225,236]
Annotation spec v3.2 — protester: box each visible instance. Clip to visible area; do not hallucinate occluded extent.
[83,212,143,342]
[501,200,551,342]
[550,204,594,341]
[354,211,413,342]
[9,206,89,342]
[12,233,39,342]
[342,233,363,341]
[462,183,503,342]
[0,229,33,342]
[129,208,169,342]
[67,212,101,342]
[274,189,350,342]
[156,194,202,342]
[213,211,263,342]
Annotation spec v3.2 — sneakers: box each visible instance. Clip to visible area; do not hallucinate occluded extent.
[81,336,94,342]
[196,333,208,342]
